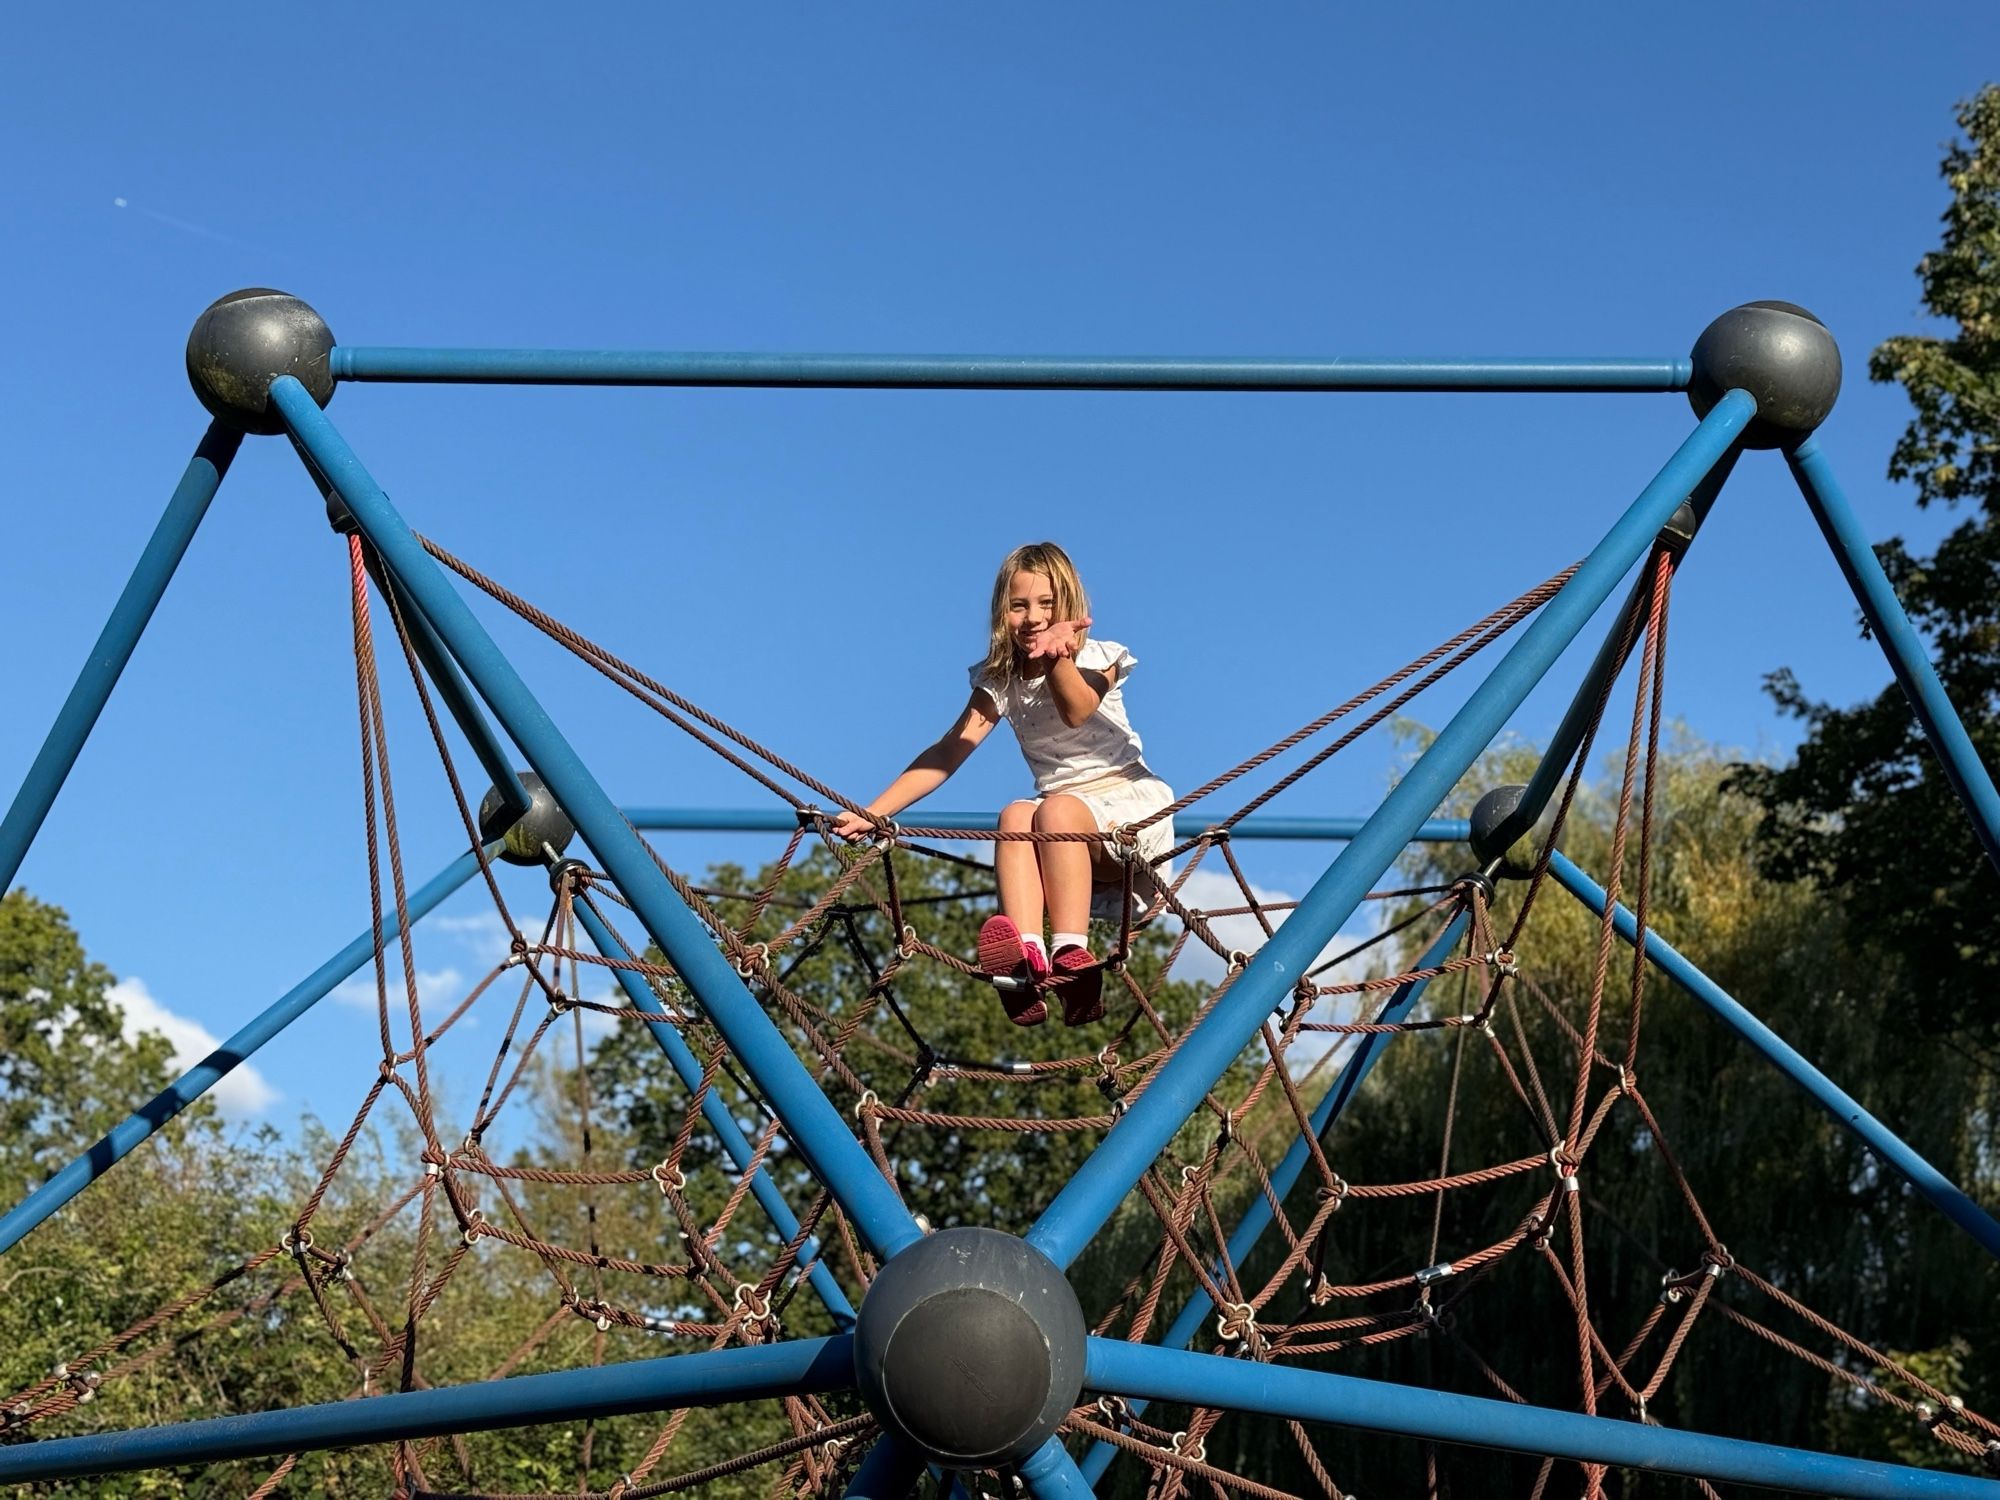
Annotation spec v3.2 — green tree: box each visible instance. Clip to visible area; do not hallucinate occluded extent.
[1197,733,2000,1497]
[1739,84,2000,1042]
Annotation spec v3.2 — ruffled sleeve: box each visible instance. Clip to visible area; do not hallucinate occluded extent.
[1078,638,1137,680]
[969,661,1007,715]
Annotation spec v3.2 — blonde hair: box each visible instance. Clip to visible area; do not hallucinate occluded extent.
[981,542,1089,687]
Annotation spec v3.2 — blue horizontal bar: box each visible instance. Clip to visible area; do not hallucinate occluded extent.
[0,847,489,1256]
[619,808,1471,844]
[0,1336,853,1482]
[332,347,1692,394]
[1085,1340,1997,1498]
[1550,853,2000,1261]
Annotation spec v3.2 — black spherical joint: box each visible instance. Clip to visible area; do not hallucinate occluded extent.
[1468,784,1550,880]
[186,289,335,435]
[854,1228,1086,1468]
[478,772,576,867]
[1687,301,1840,450]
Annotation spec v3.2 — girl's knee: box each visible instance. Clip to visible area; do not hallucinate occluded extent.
[1000,799,1039,832]
[1032,794,1093,832]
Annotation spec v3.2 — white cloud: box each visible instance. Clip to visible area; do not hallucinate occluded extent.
[1163,867,1388,990]
[430,910,516,966]
[106,978,278,1118]
[333,965,466,1012]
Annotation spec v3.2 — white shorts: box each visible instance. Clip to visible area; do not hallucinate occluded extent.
[1032,770,1176,922]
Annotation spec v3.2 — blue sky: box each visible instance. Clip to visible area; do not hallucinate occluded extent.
[3,6,1995,1136]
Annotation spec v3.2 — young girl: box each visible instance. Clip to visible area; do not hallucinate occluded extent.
[832,542,1174,1027]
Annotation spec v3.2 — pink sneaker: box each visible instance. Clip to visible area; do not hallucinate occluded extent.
[1051,944,1104,1026]
[978,915,1048,1026]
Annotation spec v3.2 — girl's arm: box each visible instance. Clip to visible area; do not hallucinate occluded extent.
[1030,619,1116,728]
[831,691,1001,839]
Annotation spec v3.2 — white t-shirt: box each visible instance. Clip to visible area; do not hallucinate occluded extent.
[970,638,1152,795]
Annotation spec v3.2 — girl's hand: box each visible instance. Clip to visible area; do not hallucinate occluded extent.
[1027,616,1092,660]
[829,809,880,843]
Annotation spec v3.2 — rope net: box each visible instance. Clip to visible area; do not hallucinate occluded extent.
[6,527,1993,1498]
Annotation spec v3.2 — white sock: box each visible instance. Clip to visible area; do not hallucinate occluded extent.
[1052,931,1088,955]
[1022,935,1048,964]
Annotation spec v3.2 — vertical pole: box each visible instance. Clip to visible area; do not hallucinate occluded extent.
[1077,910,1470,1486]
[270,378,922,1261]
[569,896,855,1324]
[0,422,242,892]
[1788,437,2000,873]
[1026,393,1757,1270]
[0,847,487,1254]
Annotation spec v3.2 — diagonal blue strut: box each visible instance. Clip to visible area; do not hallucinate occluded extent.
[0,422,241,893]
[1077,909,1472,1485]
[1550,852,2000,1260]
[569,894,855,1326]
[1788,437,2000,875]
[0,846,490,1255]
[1025,392,1758,1271]
[272,376,923,1263]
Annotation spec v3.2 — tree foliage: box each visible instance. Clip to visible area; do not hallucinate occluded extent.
[1738,85,2000,1042]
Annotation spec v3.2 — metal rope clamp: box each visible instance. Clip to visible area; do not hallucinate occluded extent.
[651,1162,686,1195]
[732,1282,774,1325]
[1169,1431,1207,1465]
[1487,948,1520,980]
[733,942,769,980]
[1548,1144,1580,1194]
[892,923,917,962]
[1095,1394,1130,1429]
[852,1088,880,1123]
[1215,1300,1257,1345]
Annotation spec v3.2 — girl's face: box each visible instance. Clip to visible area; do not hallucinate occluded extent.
[1005,569,1058,651]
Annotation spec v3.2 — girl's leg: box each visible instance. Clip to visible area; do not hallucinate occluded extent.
[1031,794,1098,936]
[996,799,1044,938]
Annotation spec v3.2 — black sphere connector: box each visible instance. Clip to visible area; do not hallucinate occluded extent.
[1687,301,1840,450]
[1468,784,1552,880]
[854,1228,1086,1468]
[186,289,335,435]
[478,772,576,867]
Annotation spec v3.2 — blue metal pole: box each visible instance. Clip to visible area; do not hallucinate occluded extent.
[1084,1339,1998,1499]
[621,808,1472,843]
[1015,1435,1098,1498]
[1026,393,1757,1271]
[0,422,242,894]
[0,847,489,1256]
[1077,911,1471,1486]
[332,348,1694,394]
[1549,852,2000,1261]
[0,1335,854,1482]
[843,1435,931,1499]
[374,563,531,822]
[569,896,854,1326]
[1788,437,2000,874]
[1490,451,1739,854]
[271,377,922,1263]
